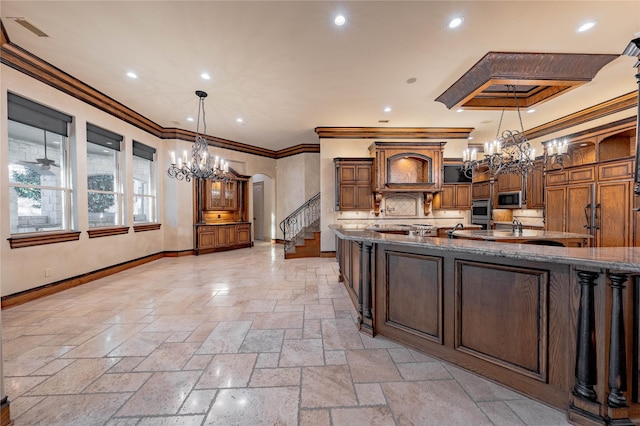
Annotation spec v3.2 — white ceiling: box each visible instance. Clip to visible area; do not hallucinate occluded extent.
[1,1,639,152]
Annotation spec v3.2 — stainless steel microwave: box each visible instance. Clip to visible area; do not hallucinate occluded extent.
[497,191,522,209]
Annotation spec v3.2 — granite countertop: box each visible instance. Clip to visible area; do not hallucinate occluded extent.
[364,223,481,232]
[452,229,592,241]
[329,225,640,273]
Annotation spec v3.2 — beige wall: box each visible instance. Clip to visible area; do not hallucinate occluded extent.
[275,152,320,236]
[0,65,279,297]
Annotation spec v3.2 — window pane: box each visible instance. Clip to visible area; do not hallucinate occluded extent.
[8,121,64,188]
[133,155,152,195]
[8,118,71,235]
[9,186,66,234]
[134,195,155,223]
[88,193,121,227]
[87,141,121,227]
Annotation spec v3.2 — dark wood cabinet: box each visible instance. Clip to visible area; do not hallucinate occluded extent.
[471,181,491,200]
[596,180,631,247]
[194,169,252,254]
[496,173,522,193]
[334,158,374,211]
[545,159,634,247]
[368,142,445,192]
[525,161,544,209]
[433,184,471,209]
[195,223,252,254]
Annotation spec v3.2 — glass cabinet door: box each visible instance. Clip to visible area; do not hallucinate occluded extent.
[206,180,237,210]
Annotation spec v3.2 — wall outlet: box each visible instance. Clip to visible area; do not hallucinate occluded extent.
[44,268,51,277]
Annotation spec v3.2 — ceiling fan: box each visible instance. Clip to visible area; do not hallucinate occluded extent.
[21,130,59,171]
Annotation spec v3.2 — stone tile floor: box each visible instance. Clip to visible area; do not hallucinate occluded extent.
[3,242,571,425]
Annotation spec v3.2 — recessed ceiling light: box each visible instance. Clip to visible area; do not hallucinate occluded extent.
[406,77,417,84]
[468,136,473,140]
[236,117,244,123]
[527,108,536,114]
[102,149,109,153]
[577,21,596,33]
[448,17,463,29]
[456,108,464,113]
[334,15,346,26]
[187,117,194,122]
[384,107,392,113]
[126,71,137,79]
[580,143,589,147]
[201,73,211,80]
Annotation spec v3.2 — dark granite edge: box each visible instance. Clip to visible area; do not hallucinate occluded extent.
[329,225,640,273]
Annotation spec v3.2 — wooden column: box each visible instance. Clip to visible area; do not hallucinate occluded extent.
[361,242,374,335]
[357,241,364,322]
[574,270,599,401]
[608,272,629,408]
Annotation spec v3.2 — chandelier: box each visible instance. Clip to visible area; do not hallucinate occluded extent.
[462,85,537,178]
[543,138,570,171]
[167,90,230,182]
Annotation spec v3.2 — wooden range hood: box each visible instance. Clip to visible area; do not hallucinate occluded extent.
[368,141,446,216]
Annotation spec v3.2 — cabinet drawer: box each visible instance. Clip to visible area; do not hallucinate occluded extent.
[598,160,633,181]
[546,166,594,186]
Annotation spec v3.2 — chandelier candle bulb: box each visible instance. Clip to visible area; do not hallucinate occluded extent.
[170,151,176,164]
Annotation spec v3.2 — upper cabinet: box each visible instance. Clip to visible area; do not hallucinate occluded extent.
[334,158,374,211]
[368,142,446,192]
[496,173,523,193]
[558,121,636,168]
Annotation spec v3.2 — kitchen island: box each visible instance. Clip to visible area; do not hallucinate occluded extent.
[330,225,640,426]
[451,228,592,247]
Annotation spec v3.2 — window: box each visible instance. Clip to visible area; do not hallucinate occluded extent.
[132,141,157,223]
[86,124,123,228]
[7,94,73,234]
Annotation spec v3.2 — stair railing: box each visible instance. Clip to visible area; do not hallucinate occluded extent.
[279,192,321,254]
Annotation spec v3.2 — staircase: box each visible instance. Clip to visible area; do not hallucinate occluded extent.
[279,193,321,259]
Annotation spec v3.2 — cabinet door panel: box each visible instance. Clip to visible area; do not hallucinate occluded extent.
[340,166,357,182]
[216,226,229,247]
[237,225,251,244]
[356,166,372,182]
[566,185,593,235]
[339,186,357,209]
[597,181,630,247]
[455,185,471,208]
[545,187,565,232]
[526,163,544,209]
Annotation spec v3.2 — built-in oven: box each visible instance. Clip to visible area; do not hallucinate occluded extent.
[497,191,522,209]
[471,199,490,229]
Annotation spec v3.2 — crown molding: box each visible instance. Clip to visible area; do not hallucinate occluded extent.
[525,91,637,141]
[314,127,474,139]
[0,20,636,160]
[0,20,321,159]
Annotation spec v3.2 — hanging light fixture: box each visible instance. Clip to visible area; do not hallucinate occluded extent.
[167,90,230,182]
[543,138,570,170]
[462,85,537,177]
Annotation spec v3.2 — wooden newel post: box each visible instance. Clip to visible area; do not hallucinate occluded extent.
[574,270,599,401]
[608,272,629,408]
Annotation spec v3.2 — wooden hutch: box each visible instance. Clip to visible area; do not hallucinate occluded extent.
[193,169,252,255]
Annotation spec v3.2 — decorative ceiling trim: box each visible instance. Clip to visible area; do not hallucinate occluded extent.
[275,144,320,159]
[314,127,474,139]
[0,20,322,160]
[524,91,637,141]
[435,52,619,110]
